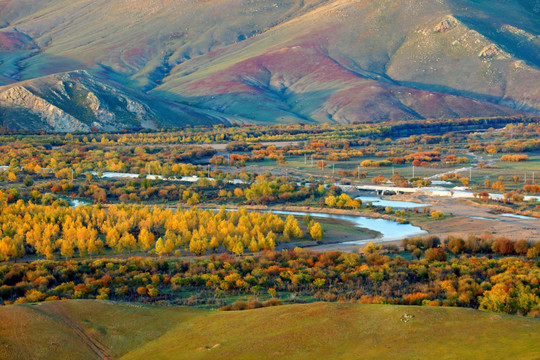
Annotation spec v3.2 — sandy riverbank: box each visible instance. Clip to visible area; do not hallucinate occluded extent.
[387,194,540,241]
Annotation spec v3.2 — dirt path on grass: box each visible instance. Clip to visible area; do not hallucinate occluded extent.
[44,305,113,360]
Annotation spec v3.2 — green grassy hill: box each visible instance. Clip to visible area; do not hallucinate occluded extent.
[1,300,538,360]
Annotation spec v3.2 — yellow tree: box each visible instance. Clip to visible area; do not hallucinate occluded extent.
[105,228,120,249]
[248,238,259,252]
[257,233,267,250]
[325,195,337,207]
[309,222,324,241]
[155,238,165,257]
[232,241,244,256]
[119,232,137,254]
[139,228,156,251]
[7,172,17,182]
[164,238,175,255]
[0,236,24,261]
[189,239,207,256]
[87,237,98,258]
[266,233,276,250]
[60,239,74,260]
[209,237,220,251]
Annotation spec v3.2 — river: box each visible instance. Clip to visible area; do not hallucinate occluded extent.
[355,196,430,209]
[256,209,427,245]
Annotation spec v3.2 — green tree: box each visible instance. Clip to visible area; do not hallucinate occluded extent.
[23,175,34,187]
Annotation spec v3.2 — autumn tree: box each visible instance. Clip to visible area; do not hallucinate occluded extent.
[139,228,156,251]
[309,222,324,241]
[189,238,207,256]
[232,241,244,256]
[155,238,165,257]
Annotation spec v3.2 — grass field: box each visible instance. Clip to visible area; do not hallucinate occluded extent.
[248,151,540,192]
[1,300,538,360]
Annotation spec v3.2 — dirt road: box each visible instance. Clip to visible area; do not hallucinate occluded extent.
[41,305,113,359]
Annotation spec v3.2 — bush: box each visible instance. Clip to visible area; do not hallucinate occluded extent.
[424,248,447,261]
[527,247,539,259]
[262,298,283,307]
[230,300,248,311]
[247,299,263,309]
[431,211,445,219]
[220,298,272,311]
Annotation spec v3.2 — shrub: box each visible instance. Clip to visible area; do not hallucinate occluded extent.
[431,210,445,218]
[424,248,447,261]
[262,298,283,307]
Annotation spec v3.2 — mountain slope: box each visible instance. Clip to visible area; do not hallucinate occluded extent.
[0,70,228,131]
[0,0,539,130]
[155,0,540,123]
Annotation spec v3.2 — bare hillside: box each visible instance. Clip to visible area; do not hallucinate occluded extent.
[0,0,539,130]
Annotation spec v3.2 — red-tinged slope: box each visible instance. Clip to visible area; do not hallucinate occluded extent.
[158,42,517,123]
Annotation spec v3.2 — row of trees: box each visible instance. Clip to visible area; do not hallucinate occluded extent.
[500,154,529,162]
[0,197,321,261]
[0,142,216,179]
[403,235,540,258]
[324,194,361,209]
[1,247,538,316]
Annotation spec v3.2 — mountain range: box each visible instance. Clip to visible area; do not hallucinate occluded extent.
[0,0,539,131]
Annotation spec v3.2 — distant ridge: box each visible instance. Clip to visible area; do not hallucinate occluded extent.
[0,0,539,131]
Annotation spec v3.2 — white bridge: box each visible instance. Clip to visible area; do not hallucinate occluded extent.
[355,185,418,195]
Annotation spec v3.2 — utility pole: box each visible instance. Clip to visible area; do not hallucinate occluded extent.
[392,166,395,176]
[332,163,335,176]
[357,165,360,179]
[207,164,210,178]
[228,154,231,166]
[412,165,415,178]
[285,168,288,178]
[304,154,307,165]
[469,167,472,180]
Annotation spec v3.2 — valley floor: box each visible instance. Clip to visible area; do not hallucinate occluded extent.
[390,194,540,241]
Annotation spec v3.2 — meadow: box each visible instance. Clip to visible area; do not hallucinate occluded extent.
[1,300,538,360]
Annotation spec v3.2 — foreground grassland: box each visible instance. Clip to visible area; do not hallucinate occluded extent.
[0,300,538,360]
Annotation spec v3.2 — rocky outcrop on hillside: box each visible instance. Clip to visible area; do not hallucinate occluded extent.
[479,44,503,59]
[0,71,161,131]
[0,85,90,131]
[433,16,457,33]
